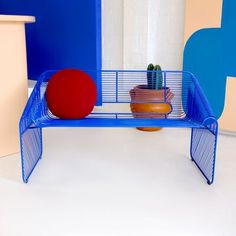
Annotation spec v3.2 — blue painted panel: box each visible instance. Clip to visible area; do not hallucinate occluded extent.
[184,0,236,119]
[0,0,102,81]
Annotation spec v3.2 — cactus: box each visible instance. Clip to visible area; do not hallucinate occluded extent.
[147,64,163,90]
[147,63,154,89]
[154,65,163,90]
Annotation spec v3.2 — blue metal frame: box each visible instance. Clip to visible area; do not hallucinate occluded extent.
[19,70,218,184]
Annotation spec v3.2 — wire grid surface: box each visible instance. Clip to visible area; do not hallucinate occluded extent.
[101,71,187,118]
[28,70,208,128]
[19,70,218,184]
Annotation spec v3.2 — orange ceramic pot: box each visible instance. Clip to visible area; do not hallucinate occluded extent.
[129,85,174,132]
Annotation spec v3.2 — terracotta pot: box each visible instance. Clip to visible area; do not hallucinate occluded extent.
[129,85,174,132]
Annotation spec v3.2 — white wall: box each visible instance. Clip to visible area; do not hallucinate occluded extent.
[148,0,186,70]
[102,0,124,69]
[123,0,149,69]
[102,0,185,70]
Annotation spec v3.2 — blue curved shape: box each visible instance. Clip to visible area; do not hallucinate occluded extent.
[184,0,236,119]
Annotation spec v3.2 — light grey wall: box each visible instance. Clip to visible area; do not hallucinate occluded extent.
[147,0,186,70]
[102,0,186,70]
[102,0,124,69]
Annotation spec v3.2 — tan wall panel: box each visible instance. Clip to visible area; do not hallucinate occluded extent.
[219,78,236,132]
[0,16,35,157]
[184,0,223,43]
[184,0,236,132]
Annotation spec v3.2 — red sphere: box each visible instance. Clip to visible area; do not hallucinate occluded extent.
[45,69,97,119]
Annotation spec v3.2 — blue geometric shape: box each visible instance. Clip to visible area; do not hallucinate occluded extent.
[0,0,102,81]
[184,0,236,119]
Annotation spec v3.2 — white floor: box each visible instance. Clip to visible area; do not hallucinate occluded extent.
[0,128,236,236]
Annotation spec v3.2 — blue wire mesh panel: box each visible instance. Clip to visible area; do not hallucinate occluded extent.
[27,70,201,127]
[190,121,218,184]
[19,70,218,184]
[100,71,190,118]
[20,128,42,183]
[19,84,43,183]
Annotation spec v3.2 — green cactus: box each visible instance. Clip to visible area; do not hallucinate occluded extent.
[147,64,163,90]
[155,65,163,90]
[147,63,154,89]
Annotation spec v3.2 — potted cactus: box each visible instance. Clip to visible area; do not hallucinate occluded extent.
[129,64,174,131]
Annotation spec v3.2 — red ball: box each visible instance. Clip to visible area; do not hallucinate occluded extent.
[45,69,97,119]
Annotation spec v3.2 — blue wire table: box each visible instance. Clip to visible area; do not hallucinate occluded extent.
[19,70,218,184]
